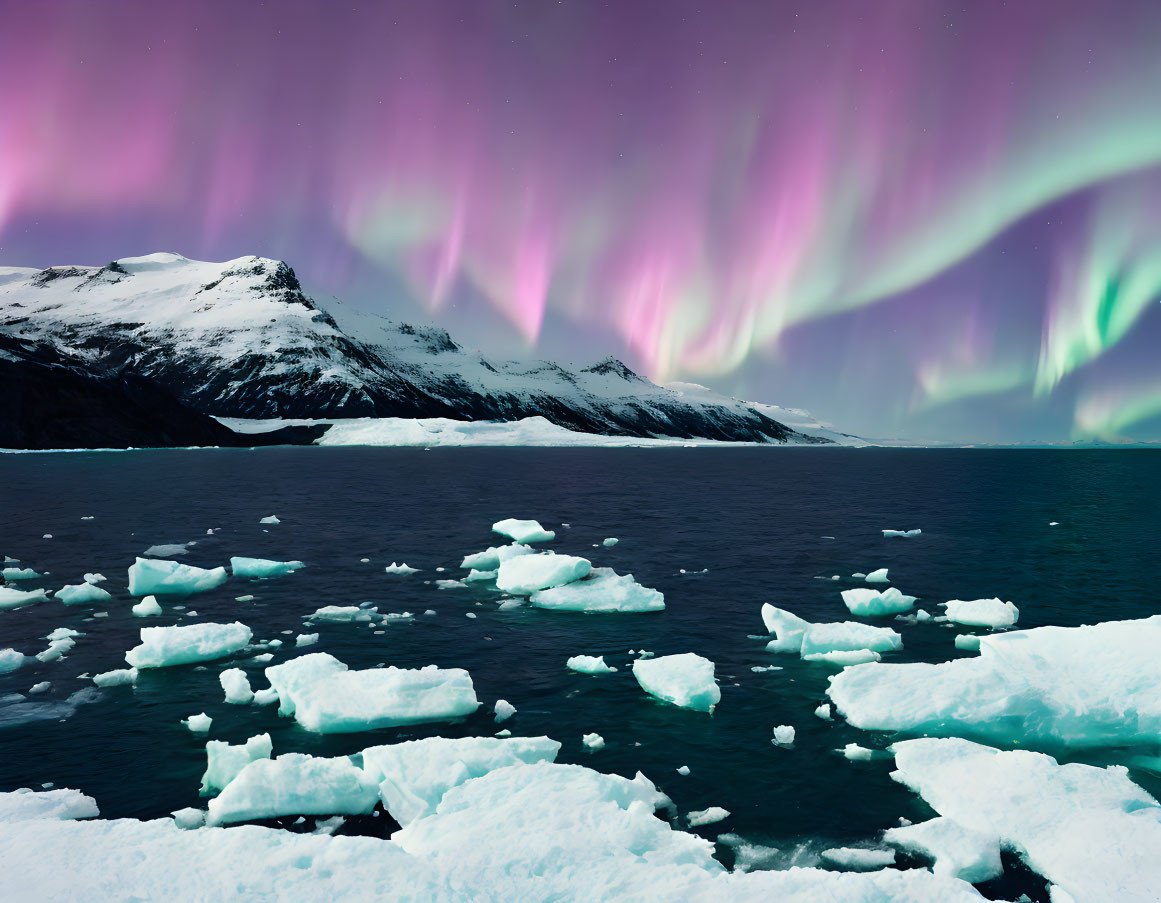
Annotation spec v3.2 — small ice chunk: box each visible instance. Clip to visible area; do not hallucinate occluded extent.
[0,648,26,673]
[127,558,227,596]
[2,567,42,580]
[464,569,497,582]
[0,788,98,822]
[851,572,867,579]
[220,668,254,704]
[92,668,137,687]
[201,733,274,794]
[125,622,252,668]
[131,595,162,617]
[841,587,916,617]
[36,638,75,662]
[28,681,51,695]
[942,598,1020,629]
[253,688,279,706]
[56,583,113,606]
[803,649,882,667]
[172,808,206,830]
[750,665,782,673]
[884,816,1002,884]
[688,806,730,827]
[841,743,875,761]
[437,579,468,590]
[207,753,379,826]
[460,543,533,571]
[531,567,664,613]
[582,732,605,751]
[864,568,889,584]
[954,634,982,651]
[762,604,902,659]
[602,537,619,547]
[42,534,52,539]
[882,528,922,537]
[142,543,191,557]
[83,573,106,584]
[252,653,273,663]
[815,703,833,720]
[235,594,255,602]
[0,586,50,611]
[230,557,304,578]
[492,518,555,544]
[309,606,377,623]
[566,655,617,674]
[916,609,933,622]
[772,725,795,746]
[313,815,345,835]
[45,627,80,642]
[384,562,419,574]
[184,713,212,733]
[497,599,522,611]
[296,633,320,647]
[259,515,280,524]
[495,554,592,595]
[633,653,720,712]
[677,765,690,775]
[494,699,516,722]
[820,847,896,870]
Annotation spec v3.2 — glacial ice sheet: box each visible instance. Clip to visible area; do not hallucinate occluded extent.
[828,615,1161,747]
[492,518,556,544]
[201,734,273,795]
[127,558,227,596]
[265,653,479,733]
[229,557,304,578]
[531,567,664,612]
[941,598,1019,629]
[361,735,561,826]
[207,753,379,825]
[633,653,720,712]
[495,553,591,595]
[762,604,902,659]
[840,587,916,617]
[56,583,113,606]
[891,737,1161,902]
[125,622,252,669]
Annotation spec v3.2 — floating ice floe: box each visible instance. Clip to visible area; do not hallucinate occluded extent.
[361,735,560,826]
[495,554,591,595]
[840,743,875,761]
[530,567,664,613]
[953,634,981,652]
[762,604,903,661]
[582,732,605,751]
[828,615,1161,747]
[384,562,419,574]
[125,622,252,669]
[0,587,50,611]
[208,753,380,826]
[840,587,916,617]
[229,557,304,578]
[131,595,162,617]
[814,703,832,720]
[295,633,319,647]
[492,518,555,544]
[436,579,468,590]
[687,806,730,827]
[128,558,227,596]
[460,543,533,571]
[142,543,191,558]
[36,637,75,662]
[184,713,212,733]
[602,538,619,548]
[259,515,280,525]
[464,569,496,582]
[2,567,41,580]
[891,737,1161,901]
[633,653,720,712]
[882,529,922,538]
[83,573,106,584]
[219,668,254,704]
[567,655,617,674]
[883,815,1002,884]
[0,649,25,673]
[677,765,690,776]
[200,734,273,795]
[804,649,882,667]
[820,848,895,871]
[493,700,516,722]
[171,808,205,830]
[941,598,1019,629]
[56,583,113,606]
[28,682,50,695]
[308,606,377,623]
[264,653,479,733]
[91,668,137,688]
[864,568,889,584]
[772,725,795,746]
[0,788,98,822]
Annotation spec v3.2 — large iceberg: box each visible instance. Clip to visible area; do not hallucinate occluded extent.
[127,558,227,596]
[207,753,379,825]
[264,653,479,733]
[531,567,664,613]
[891,737,1161,901]
[125,622,252,669]
[633,653,720,712]
[828,615,1161,747]
[56,583,113,606]
[229,557,305,578]
[495,554,591,595]
[941,598,1019,629]
[360,735,561,825]
[0,586,50,611]
[200,734,273,795]
[491,518,555,543]
[840,587,916,617]
[762,604,902,659]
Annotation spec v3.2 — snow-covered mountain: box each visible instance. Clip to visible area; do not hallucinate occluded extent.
[0,252,858,445]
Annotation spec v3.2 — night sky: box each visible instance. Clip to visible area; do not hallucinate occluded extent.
[3,0,1161,442]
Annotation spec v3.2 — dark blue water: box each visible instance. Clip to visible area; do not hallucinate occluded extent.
[1,448,1158,895]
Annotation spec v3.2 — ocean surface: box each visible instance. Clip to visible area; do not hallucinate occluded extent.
[2,447,1158,900]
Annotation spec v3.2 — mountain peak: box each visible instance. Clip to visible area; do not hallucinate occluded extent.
[581,355,642,382]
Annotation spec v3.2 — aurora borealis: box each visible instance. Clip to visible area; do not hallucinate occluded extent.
[3,0,1161,442]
